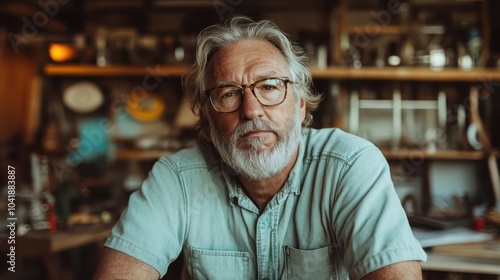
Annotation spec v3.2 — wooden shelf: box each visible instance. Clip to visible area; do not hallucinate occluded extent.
[44,64,187,77]
[116,149,173,160]
[381,150,486,160]
[311,67,500,82]
[46,64,500,83]
[344,25,410,35]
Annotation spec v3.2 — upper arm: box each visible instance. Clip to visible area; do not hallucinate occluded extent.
[332,148,426,277]
[361,261,423,280]
[103,158,187,277]
[93,247,160,280]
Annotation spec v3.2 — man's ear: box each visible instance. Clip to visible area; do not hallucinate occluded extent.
[300,98,306,123]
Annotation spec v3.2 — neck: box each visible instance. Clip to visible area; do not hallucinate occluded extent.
[237,148,298,211]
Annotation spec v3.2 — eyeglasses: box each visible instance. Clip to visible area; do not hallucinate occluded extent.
[204,77,292,113]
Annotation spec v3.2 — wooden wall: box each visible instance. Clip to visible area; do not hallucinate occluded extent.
[0,29,42,146]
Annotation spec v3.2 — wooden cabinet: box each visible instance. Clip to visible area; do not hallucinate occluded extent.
[321,0,500,218]
[323,2,500,273]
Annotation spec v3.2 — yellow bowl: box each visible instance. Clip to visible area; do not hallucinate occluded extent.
[127,91,166,122]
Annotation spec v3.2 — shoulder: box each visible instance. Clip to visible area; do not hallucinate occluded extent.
[301,128,381,165]
[158,142,220,172]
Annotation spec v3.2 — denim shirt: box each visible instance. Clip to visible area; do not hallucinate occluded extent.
[104,128,426,279]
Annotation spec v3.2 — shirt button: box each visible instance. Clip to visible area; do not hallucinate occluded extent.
[231,196,238,205]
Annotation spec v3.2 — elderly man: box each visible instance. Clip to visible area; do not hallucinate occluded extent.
[94,17,426,279]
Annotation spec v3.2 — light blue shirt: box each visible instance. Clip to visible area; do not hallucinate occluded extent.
[105,128,426,279]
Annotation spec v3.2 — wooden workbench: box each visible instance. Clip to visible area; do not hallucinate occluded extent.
[0,224,112,280]
[422,241,500,277]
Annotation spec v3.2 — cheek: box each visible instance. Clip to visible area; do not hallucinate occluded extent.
[280,96,302,122]
[209,112,239,137]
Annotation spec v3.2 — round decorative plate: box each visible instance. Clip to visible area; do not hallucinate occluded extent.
[63,81,104,113]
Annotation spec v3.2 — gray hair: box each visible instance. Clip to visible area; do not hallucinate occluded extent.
[182,16,322,142]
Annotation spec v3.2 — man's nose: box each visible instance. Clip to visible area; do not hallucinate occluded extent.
[239,87,264,120]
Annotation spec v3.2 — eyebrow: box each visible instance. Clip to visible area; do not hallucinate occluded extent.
[214,72,279,87]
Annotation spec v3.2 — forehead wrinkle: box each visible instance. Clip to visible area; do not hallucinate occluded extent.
[206,39,288,87]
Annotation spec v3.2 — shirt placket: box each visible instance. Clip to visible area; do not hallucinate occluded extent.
[256,206,278,280]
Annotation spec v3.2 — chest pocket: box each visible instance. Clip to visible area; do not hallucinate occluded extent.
[284,245,337,280]
[190,247,250,280]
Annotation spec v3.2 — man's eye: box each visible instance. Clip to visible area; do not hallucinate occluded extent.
[258,84,278,92]
[220,91,237,100]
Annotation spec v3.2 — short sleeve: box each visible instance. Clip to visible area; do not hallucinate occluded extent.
[332,147,426,279]
[104,157,187,277]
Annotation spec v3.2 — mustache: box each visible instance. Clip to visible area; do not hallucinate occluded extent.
[230,119,281,141]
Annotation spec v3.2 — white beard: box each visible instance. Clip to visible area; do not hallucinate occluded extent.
[209,101,302,181]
